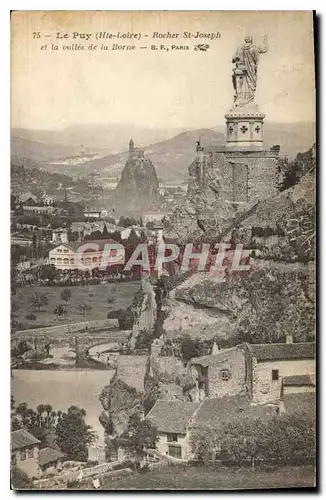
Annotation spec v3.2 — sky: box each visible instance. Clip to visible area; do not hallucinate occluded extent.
[11,11,316,131]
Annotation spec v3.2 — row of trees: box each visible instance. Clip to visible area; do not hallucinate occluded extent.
[190,414,315,468]
[11,397,96,462]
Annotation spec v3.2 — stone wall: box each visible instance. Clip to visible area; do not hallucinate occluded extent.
[130,276,157,349]
[116,355,148,392]
[251,358,316,403]
[156,431,192,461]
[206,347,247,398]
[14,318,119,337]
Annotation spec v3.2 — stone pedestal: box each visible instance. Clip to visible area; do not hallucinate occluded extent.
[225,103,265,151]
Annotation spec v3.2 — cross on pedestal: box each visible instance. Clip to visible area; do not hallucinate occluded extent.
[228,126,234,133]
[255,126,261,133]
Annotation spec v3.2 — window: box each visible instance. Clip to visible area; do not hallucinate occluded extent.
[63,249,68,253]
[167,433,178,443]
[220,368,231,381]
[70,258,75,264]
[272,369,279,381]
[11,454,17,466]
[63,258,69,264]
[168,445,182,459]
[57,258,62,264]
[27,447,34,459]
[20,449,26,461]
[50,258,55,263]
[57,249,62,253]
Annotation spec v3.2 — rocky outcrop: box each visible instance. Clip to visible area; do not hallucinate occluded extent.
[165,150,315,263]
[129,276,157,349]
[114,154,160,211]
[162,260,315,344]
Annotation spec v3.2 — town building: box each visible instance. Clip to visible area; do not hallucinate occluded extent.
[143,211,167,224]
[23,205,56,215]
[246,339,315,404]
[11,429,65,478]
[188,337,315,404]
[41,193,54,206]
[84,210,101,219]
[146,400,200,460]
[18,192,37,205]
[52,228,68,245]
[11,429,41,478]
[38,447,65,475]
[49,239,121,270]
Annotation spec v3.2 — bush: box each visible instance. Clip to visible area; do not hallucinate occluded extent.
[25,313,36,320]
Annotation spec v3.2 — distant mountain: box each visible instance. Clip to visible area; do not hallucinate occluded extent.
[11,122,315,182]
[11,133,80,162]
[37,128,225,182]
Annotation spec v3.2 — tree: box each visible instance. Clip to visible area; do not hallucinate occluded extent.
[77,302,92,318]
[53,303,66,319]
[56,406,97,462]
[60,288,72,303]
[112,413,158,464]
[126,228,139,247]
[102,225,109,238]
[180,335,207,363]
[12,401,57,444]
[29,292,48,312]
[11,340,32,358]
[38,265,57,282]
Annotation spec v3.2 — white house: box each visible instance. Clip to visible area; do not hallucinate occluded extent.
[49,239,121,270]
[146,400,200,460]
[11,429,64,479]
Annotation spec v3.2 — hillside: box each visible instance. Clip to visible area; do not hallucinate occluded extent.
[11,122,315,182]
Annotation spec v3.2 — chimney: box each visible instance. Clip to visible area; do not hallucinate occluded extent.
[211,342,219,355]
[285,334,293,344]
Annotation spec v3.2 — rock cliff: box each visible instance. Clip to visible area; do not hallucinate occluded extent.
[114,154,160,211]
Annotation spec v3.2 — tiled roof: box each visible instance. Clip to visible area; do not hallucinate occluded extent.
[283,393,316,419]
[52,239,120,253]
[39,447,65,466]
[147,400,200,434]
[193,396,276,429]
[282,375,315,387]
[188,347,239,367]
[248,342,315,361]
[11,429,40,451]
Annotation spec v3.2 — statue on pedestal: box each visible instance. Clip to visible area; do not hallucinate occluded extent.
[232,34,268,107]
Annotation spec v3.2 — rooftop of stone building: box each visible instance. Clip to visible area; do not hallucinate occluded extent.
[11,429,40,451]
[248,342,315,362]
[282,374,315,387]
[39,447,65,466]
[147,400,200,434]
[191,396,277,429]
[188,346,240,368]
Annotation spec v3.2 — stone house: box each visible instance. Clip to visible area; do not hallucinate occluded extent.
[147,396,277,462]
[188,337,315,405]
[11,429,65,479]
[281,374,315,397]
[38,447,65,475]
[146,400,200,460]
[245,339,315,404]
[188,344,247,401]
[11,429,41,478]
